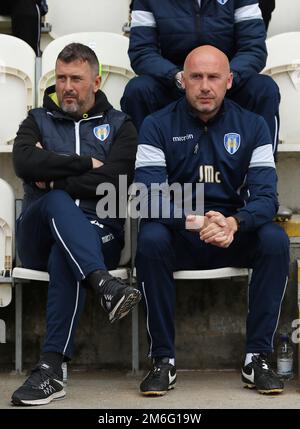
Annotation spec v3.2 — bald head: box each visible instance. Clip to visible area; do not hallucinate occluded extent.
[184,45,230,75]
[182,45,233,122]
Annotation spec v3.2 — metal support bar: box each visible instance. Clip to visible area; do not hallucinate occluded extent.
[297,260,300,383]
[15,282,22,374]
[130,214,139,373]
[0,319,6,343]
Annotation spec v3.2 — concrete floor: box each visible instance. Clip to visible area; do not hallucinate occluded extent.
[1,369,300,410]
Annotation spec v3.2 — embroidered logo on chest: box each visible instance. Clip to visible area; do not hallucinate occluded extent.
[224,133,240,155]
[94,124,110,142]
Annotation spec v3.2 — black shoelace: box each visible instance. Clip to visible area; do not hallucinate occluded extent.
[255,355,276,375]
[149,366,164,379]
[24,365,52,388]
[99,276,126,296]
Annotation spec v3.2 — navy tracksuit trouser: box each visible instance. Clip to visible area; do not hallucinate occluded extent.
[16,190,123,359]
[136,221,289,359]
[0,0,42,55]
[121,73,280,155]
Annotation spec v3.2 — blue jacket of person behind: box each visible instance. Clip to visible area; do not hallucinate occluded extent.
[129,0,267,87]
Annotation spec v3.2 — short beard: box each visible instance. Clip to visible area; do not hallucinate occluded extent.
[61,101,80,114]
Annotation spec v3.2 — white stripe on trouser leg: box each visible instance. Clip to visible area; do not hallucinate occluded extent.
[273,116,278,154]
[247,275,288,351]
[63,281,80,355]
[271,276,288,350]
[35,4,41,56]
[51,218,85,279]
[141,281,153,357]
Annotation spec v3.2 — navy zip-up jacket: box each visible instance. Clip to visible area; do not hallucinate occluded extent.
[129,0,267,87]
[13,85,137,234]
[134,97,278,232]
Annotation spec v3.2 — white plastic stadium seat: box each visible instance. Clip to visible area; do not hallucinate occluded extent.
[0,34,35,151]
[12,211,134,373]
[38,32,134,109]
[173,267,249,280]
[0,179,14,343]
[46,0,130,39]
[0,179,14,307]
[267,0,300,38]
[263,32,300,147]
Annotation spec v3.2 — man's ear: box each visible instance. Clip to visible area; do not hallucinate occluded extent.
[94,75,101,93]
[227,72,233,90]
[181,73,186,90]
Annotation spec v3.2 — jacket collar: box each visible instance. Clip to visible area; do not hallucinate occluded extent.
[43,85,113,120]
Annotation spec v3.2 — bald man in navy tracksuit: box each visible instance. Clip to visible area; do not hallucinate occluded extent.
[135,45,289,397]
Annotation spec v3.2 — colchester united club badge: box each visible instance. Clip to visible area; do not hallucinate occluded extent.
[224,133,240,155]
[94,124,110,142]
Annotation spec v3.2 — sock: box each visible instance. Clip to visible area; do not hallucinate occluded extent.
[154,357,175,366]
[40,352,64,373]
[244,353,259,366]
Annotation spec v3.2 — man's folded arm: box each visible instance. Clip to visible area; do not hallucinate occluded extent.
[53,120,138,198]
[13,114,92,182]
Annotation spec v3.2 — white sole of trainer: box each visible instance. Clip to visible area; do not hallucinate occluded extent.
[15,389,66,406]
[109,290,141,323]
[141,384,176,396]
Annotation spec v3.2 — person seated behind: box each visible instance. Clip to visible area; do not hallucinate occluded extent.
[134,45,289,397]
[11,42,141,406]
[121,0,279,158]
[0,0,48,56]
[259,0,275,30]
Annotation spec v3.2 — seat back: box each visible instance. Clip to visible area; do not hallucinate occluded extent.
[38,32,134,109]
[0,34,35,150]
[0,178,14,307]
[46,0,129,39]
[268,0,300,37]
[263,32,300,145]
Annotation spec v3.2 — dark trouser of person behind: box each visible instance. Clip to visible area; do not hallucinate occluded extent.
[0,0,42,55]
[136,221,289,359]
[121,73,280,157]
[16,190,123,359]
[259,0,275,31]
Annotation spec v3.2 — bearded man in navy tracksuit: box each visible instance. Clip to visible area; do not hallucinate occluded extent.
[135,45,289,396]
[122,0,279,158]
[11,43,141,406]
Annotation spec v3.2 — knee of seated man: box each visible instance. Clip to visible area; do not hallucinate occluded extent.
[250,74,280,101]
[43,189,73,208]
[257,222,289,256]
[137,221,172,258]
[123,75,160,99]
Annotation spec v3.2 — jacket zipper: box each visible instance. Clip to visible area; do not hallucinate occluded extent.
[74,122,81,207]
[73,114,104,207]
[195,0,201,34]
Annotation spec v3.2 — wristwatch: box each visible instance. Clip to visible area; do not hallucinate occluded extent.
[174,71,183,90]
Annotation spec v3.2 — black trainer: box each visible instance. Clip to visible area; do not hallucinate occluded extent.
[140,357,177,396]
[11,362,65,406]
[96,273,141,323]
[241,354,284,394]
